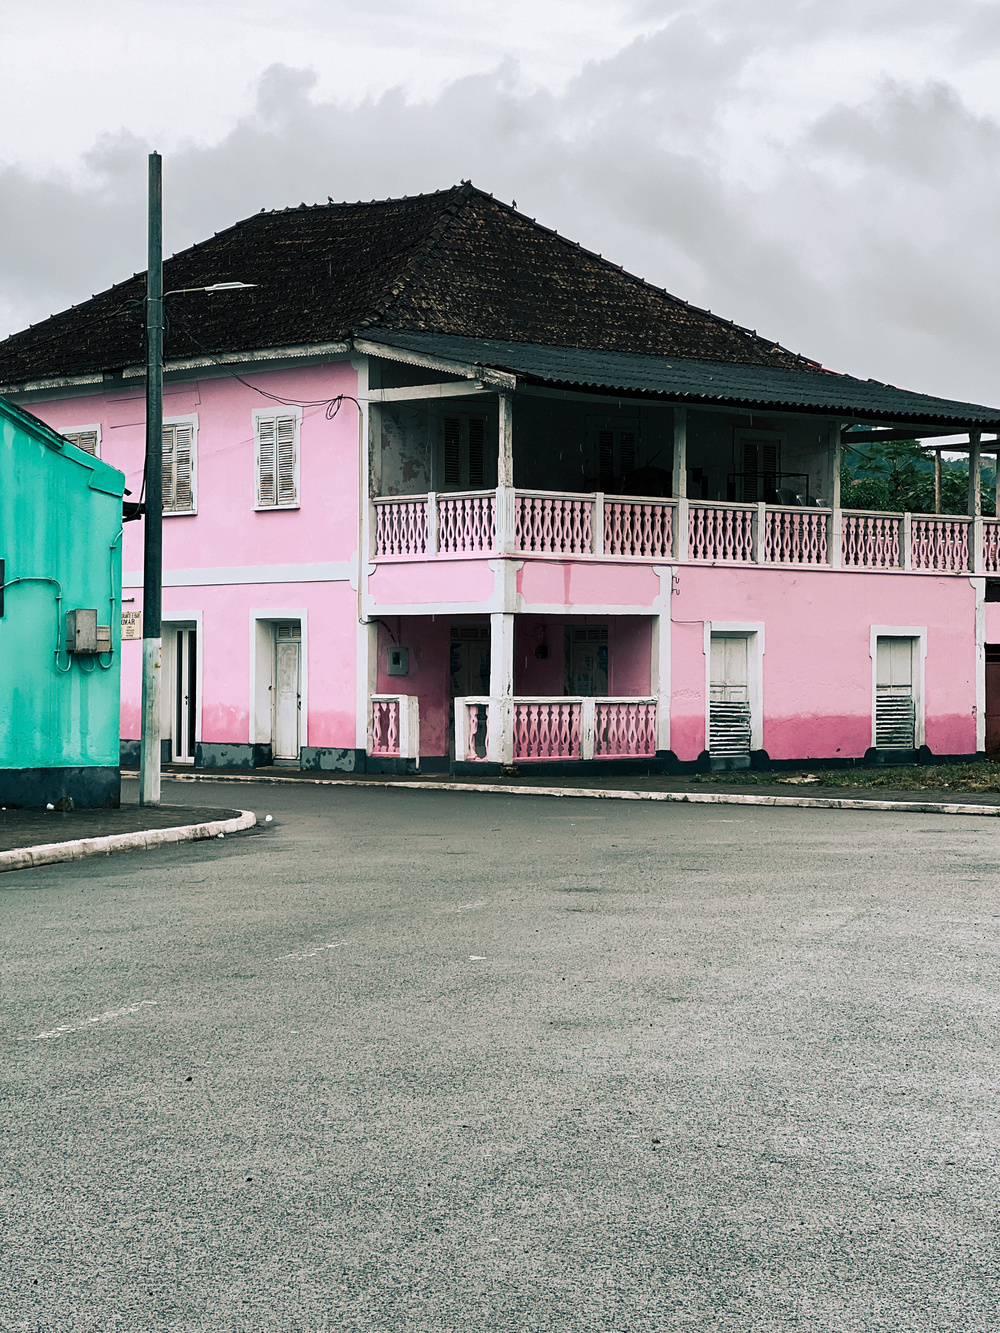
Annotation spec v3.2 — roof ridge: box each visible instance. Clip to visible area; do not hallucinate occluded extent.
[355,182,476,331]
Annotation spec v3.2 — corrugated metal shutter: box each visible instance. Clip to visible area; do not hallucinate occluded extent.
[709,700,752,756]
[875,693,915,748]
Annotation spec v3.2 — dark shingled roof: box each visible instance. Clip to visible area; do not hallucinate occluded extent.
[363,330,1000,427]
[0,183,821,387]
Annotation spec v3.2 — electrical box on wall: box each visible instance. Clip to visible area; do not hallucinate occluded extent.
[66,608,110,654]
[387,647,409,676]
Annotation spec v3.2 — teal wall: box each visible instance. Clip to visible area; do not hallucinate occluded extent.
[0,400,124,775]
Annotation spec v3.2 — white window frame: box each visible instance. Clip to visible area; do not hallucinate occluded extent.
[870,626,927,750]
[254,406,302,511]
[704,622,765,753]
[62,424,102,458]
[162,414,198,517]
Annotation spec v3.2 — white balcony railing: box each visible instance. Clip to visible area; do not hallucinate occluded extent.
[372,489,1000,575]
[369,694,420,763]
[455,696,658,763]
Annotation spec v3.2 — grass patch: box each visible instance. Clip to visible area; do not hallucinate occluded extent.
[690,762,1000,793]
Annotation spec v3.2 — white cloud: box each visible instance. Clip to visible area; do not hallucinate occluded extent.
[2,4,1000,409]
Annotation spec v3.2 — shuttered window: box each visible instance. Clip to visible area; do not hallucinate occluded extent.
[875,637,916,748]
[597,425,638,486]
[256,413,299,508]
[442,415,487,489]
[64,428,99,457]
[162,422,195,513]
[740,437,780,502]
[709,634,752,756]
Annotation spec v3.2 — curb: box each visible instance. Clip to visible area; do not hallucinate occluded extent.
[0,809,257,874]
[122,771,1000,819]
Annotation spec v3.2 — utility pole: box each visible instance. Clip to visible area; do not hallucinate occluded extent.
[139,151,163,805]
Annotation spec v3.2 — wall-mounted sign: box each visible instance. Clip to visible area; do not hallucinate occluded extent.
[121,610,142,641]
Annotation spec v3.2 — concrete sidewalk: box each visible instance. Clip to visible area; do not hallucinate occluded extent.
[127,765,1000,819]
[0,802,257,873]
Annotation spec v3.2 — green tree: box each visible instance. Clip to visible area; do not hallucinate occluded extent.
[840,439,994,516]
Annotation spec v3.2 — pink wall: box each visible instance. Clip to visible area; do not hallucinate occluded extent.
[30,362,361,581]
[376,616,452,756]
[668,566,978,761]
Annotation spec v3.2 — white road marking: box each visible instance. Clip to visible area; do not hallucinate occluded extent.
[275,941,348,961]
[28,999,158,1041]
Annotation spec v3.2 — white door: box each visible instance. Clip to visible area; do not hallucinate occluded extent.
[709,634,751,756]
[876,637,915,748]
[273,624,301,759]
[173,627,197,762]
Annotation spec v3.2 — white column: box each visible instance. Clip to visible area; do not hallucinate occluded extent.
[355,619,378,756]
[970,430,983,574]
[829,421,842,568]
[672,408,688,561]
[426,491,438,556]
[969,429,982,517]
[580,697,596,760]
[593,492,605,556]
[489,611,515,764]
[651,609,671,752]
[901,511,912,570]
[752,501,767,563]
[496,391,515,555]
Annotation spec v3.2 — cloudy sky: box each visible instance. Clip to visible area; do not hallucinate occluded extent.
[3,0,1000,404]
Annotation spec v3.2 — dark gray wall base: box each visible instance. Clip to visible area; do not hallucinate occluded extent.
[299,747,359,773]
[365,756,419,776]
[195,742,272,770]
[0,766,120,809]
[119,739,170,767]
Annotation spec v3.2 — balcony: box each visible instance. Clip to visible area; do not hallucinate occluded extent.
[373,488,1000,574]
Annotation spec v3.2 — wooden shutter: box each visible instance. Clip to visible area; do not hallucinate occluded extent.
[257,416,276,506]
[599,430,615,481]
[875,637,915,748]
[276,415,297,505]
[619,431,636,479]
[160,424,194,512]
[65,429,98,456]
[467,418,485,487]
[444,417,461,485]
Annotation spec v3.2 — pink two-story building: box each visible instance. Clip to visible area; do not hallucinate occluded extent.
[3,183,1000,775]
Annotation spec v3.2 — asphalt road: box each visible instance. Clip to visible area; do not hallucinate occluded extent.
[3,778,1000,1332]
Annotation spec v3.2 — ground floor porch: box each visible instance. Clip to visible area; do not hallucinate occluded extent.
[116,568,1000,777]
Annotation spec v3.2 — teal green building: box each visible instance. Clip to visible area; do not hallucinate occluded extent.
[0,397,124,807]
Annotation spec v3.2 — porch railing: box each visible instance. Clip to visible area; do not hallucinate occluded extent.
[455,696,658,763]
[369,694,420,763]
[373,489,998,575]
